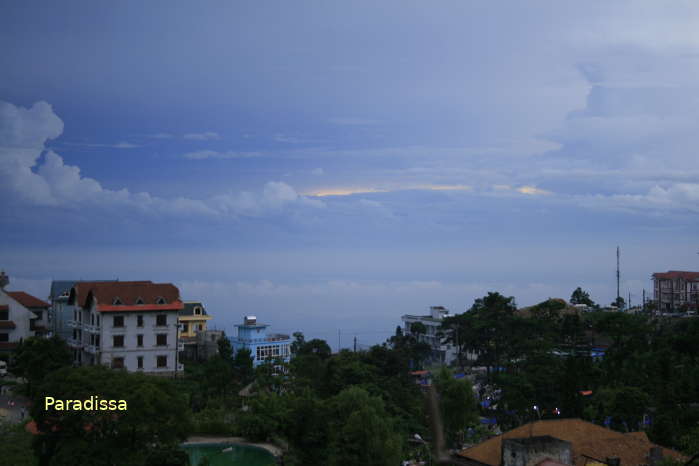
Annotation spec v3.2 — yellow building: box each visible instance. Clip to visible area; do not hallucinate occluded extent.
[178,301,212,339]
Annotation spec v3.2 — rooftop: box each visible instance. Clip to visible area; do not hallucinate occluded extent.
[69,281,182,312]
[458,419,685,466]
[7,291,49,308]
[180,301,209,317]
[653,270,699,280]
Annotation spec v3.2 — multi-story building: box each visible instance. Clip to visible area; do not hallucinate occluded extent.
[229,316,291,367]
[67,280,184,374]
[178,301,221,361]
[401,306,457,365]
[0,272,44,351]
[653,270,699,312]
[179,301,212,338]
[6,291,50,337]
[49,280,113,341]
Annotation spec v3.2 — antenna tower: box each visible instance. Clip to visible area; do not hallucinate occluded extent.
[616,246,620,301]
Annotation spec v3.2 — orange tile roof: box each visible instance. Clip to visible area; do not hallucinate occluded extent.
[7,291,49,308]
[457,419,686,466]
[70,281,181,311]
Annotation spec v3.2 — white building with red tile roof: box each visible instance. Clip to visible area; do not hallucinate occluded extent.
[0,275,46,351]
[67,280,184,374]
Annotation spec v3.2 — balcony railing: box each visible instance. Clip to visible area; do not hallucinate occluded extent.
[67,338,83,348]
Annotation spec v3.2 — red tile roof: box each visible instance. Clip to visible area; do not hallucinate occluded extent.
[457,419,685,466]
[7,291,49,308]
[653,271,699,280]
[70,281,182,312]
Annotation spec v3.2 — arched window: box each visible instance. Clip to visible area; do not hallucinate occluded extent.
[155,297,166,305]
[135,297,144,305]
[194,306,202,315]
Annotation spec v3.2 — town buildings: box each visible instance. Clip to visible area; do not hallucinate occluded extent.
[67,280,184,374]
[401,306,457,365]
[0,272,47,351]
[230,315,291,367]
[653,270,699,312]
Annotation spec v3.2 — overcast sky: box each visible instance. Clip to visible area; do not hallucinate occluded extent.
[2,1,698,348]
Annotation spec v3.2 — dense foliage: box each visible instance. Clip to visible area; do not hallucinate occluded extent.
[30,365,192,466]
[440,290,699,454]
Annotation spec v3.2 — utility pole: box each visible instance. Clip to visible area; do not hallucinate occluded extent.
[353,336,357,352]
[338,329,341,352]
[628,291,631,311]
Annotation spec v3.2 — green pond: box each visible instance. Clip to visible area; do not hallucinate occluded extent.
[182,442,276,466]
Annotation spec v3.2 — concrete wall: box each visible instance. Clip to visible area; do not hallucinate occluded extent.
[502,436,572,466]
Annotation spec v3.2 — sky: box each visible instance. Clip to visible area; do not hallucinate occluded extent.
[1,1,698,349]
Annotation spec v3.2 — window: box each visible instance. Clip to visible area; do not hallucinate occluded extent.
[72,329,77,340]
[97,315,100,326]
[156,314,167,326]
[156,297,167,305]
[137,356,143,369]
[113,315,124,328]
[156,334,167,346]
[34,310,43,320]
[113,335,124,347]
[137,334,144,347]
[197,324,203,331]
[194,306,202,315]
[182,323,189,333]
[73,310,77,321]
[0,333,8,342]
[135,297,144,305]
[95,335,100,346]
[90,313,94,325]
[112,297,122,305]
[157,355,167,368]
[137,315,143,327]
[0,310,8,321]
[111,357,124,369]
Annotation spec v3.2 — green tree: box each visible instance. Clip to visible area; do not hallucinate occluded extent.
[290,331,306,355]
[297,339,332,359]
[232,348,254,385]
[571,287,595,307]
[410,322,427,341]
[0,422,37,466]
[217,335,234,363]
[467,292,518,379]
[11,336,72,396]
[31,365,192,466]
[434,368,478,447]
[202,355,234,398]
[326,386,403,466]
